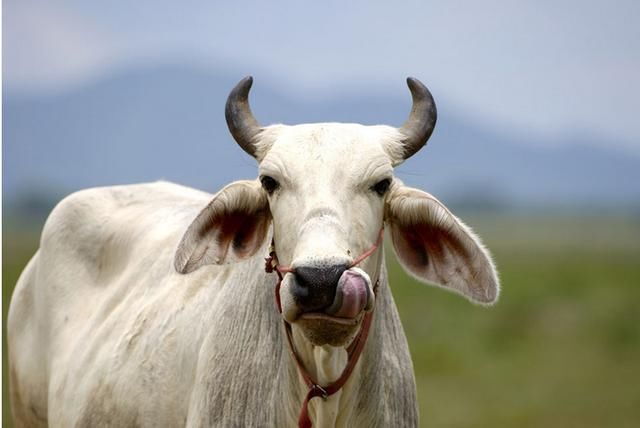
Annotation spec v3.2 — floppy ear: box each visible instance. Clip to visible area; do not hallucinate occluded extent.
[385,183,499,304]
[174,180,271,274]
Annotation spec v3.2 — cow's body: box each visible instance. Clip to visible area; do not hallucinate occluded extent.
[9,77,499,427]
[8,182,416,427]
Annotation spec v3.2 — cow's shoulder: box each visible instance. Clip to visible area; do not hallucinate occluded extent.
[40,182,212,275]
[44,181,208,239]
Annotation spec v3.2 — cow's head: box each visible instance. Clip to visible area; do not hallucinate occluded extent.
[175,77,499,347]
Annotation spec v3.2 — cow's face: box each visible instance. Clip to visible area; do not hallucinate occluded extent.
[175,77,499,347]
[257,124,397,345]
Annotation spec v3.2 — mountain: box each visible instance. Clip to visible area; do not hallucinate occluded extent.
[4,64,640,216]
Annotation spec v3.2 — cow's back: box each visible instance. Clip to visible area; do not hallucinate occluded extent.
[7,182,221,426]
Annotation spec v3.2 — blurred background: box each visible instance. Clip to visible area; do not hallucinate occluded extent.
[3,1,639,426]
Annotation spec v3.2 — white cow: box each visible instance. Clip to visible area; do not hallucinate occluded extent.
[8,77,499,427]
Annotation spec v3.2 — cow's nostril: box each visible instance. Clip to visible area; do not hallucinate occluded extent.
[295,265,348,289]
[291,263,349,311]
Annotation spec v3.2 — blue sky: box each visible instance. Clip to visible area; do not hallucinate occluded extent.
[4,0,640,152]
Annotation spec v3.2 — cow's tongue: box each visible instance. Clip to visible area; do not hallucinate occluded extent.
[326,270,370,319]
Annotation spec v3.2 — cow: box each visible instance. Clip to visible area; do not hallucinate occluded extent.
[8,76,499,427]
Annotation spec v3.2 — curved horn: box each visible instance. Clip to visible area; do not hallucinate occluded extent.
[398,77,438,160]
[225,76,261,158]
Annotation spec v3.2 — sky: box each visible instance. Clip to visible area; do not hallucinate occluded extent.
[3,0,640,152]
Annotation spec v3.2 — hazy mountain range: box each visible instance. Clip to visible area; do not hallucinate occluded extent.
[4,64,640,217]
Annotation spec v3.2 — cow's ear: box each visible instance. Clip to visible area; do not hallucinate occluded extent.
[174,180,271,274]
[385,183,499,305]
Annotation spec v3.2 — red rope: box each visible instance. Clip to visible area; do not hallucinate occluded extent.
[265,228,384,427]
[297,292,376,427]
[349,227,384,268]
[270,227,384,275]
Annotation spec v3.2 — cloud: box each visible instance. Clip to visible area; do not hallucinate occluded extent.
[3,0,639,150]
[3,0,119,92]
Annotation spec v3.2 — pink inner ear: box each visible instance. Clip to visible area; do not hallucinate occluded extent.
[391,222,473,284]
[392,226,429,269]
[215,210,270,260]
[386,187,499,303]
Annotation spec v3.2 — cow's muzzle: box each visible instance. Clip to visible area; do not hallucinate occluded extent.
[290,264,374,320]
[268,228,383,345]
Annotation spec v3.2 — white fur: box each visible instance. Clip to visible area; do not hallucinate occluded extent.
[8,122,499,427]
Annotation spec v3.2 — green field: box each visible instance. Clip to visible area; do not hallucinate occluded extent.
[3,215,640,427]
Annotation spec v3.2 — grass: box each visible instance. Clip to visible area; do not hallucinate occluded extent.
[390,214,640,427]
[3,215,640,427]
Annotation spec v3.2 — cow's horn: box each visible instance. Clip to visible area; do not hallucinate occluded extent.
[225,76,261,158]
[398,77,437,160]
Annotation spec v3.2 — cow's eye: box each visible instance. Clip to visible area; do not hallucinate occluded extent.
[260,176,280,194]
[371,178,391,196]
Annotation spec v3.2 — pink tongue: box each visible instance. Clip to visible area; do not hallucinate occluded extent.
[329,270,369,319]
